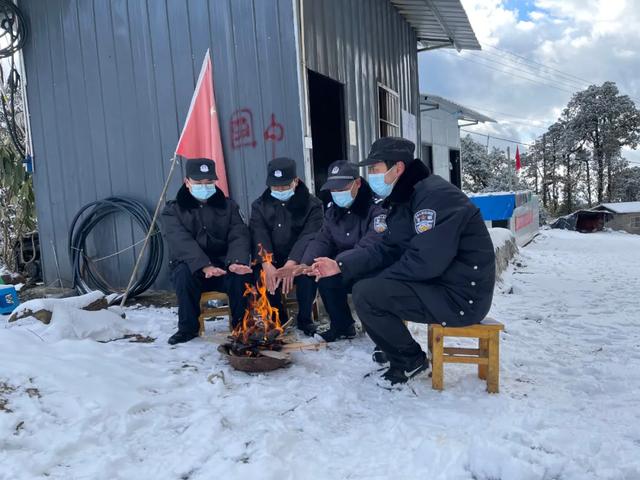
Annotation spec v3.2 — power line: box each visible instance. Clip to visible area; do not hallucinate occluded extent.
[439,99,557,124]
[484,45,640,105]
[461,128,534,147]
[461,129,640,166]
[468,51,588,92]
[440,51,576,94]
[485,45,593,88]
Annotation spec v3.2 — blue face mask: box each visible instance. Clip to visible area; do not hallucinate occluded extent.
[369,168,396,198]
[271,187,295,202]
[190,183,216,201]
[331,185,355,208]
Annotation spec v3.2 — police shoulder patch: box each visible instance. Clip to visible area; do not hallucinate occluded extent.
[414,209,436,234]
[373,214,387,233]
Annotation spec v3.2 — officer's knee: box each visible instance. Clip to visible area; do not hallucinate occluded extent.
[295,274,313,288]
[171,262,196,289]
[351,278,377,309]
[227,272,252,289]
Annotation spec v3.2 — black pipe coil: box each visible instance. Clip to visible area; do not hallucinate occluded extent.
[68,197,164,302]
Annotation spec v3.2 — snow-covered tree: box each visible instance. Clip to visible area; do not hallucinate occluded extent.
[563,81,640,204]
[460,134,493,192]
[611,166,640,202]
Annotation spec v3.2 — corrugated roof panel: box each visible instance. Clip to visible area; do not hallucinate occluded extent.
[390,0,481,50]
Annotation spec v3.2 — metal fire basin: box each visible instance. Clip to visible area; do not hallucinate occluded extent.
[217,344,291,372]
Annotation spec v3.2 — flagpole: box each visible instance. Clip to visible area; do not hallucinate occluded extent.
[119,154,179,307]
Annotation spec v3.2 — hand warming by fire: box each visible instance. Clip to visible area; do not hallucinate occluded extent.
[228,245,285,355]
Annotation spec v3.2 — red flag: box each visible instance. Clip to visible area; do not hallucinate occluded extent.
[515,145,522,172]
[175,49,229,195]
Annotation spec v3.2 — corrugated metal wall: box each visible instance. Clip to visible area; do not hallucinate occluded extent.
[21,0,304,289]
[302,0,419,164]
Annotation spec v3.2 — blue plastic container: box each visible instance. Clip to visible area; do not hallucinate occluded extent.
[0,285,20,315]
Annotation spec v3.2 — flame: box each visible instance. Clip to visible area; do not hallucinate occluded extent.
[231,244,283,345]
[257,243,273,264]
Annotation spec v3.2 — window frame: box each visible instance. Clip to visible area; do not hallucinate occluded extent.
[377,83,400,138]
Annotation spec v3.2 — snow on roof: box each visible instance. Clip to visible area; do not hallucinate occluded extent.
[594,202,640,214]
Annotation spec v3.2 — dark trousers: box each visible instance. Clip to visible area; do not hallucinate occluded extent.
[266,274,317,325]
[318,274,355,330]
[170,262,252,333]
[352,277,427,369]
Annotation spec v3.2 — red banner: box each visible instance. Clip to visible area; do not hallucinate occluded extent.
[175,50,229,195]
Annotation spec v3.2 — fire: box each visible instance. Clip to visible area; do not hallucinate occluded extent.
[231,244,283,346]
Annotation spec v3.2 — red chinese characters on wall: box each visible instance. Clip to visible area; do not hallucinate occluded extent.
[230,108,257,149]
[263,113,284,159]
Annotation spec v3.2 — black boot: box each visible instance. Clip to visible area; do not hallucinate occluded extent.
[297,317,317,336]
[372,348,389,365]
[318,323,356,342]
[168,331,198,345]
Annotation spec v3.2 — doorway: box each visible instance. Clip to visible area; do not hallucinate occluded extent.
[449,148,461,189]
[307,69,347,197]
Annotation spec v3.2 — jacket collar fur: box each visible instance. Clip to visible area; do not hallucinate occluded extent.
[384,159,431,206]
[176,183,227,210]
[260,180,312,213]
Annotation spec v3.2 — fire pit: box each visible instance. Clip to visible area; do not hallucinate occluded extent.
[219,245,291,373]
[217,344,291,372]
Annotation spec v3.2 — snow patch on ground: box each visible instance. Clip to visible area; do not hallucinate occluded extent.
[1,230,639,479]
[11,291,105,318]
[42,307,133,342]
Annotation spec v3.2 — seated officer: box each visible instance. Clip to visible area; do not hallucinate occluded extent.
[161,158,253,345]
[249,157,323,335]
[310,138,496,387]
[299,160,386,342]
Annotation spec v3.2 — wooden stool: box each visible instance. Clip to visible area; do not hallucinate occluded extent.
[197,290,319,336]
[427,318,504,393]
[199,291,231,335]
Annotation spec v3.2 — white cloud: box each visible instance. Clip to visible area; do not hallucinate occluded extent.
[418,0,640,165]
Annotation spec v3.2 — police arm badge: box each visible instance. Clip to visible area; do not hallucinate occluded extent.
[373,214,387,233]
[414,209,436,233]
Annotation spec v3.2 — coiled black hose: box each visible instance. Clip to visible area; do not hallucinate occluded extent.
[0,0,28,58]
[68,197,164,302]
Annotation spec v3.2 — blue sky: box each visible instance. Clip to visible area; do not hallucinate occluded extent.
[418,0,640,165]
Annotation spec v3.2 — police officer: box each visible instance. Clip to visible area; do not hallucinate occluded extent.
[299,160,386,342]
[249,157,323,335]
[310,138,496,387]
[161,158,253,345]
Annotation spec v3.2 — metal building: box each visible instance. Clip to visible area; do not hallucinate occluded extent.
[420,93,494,188]
[20,0,479,290]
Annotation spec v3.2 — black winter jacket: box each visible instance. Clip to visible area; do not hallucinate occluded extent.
[301,180,386,265]
[340,159,496,326]
[161,185,251,273]
[249,181,323,267]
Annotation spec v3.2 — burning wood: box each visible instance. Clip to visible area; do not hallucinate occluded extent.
[225,245,286,363]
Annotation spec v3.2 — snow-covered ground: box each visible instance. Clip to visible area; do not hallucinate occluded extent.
[1,229,640,480]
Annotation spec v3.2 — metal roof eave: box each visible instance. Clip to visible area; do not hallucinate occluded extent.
[390,0,481,51]
[420,93,496,123]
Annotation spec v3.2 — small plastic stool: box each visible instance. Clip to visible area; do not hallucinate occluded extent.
[0,285,20,315]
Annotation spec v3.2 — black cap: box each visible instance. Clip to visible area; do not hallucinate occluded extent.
[266,157,297,187]
[320,160,359,191]
[185,158,218,181]
[358,137,415,166]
